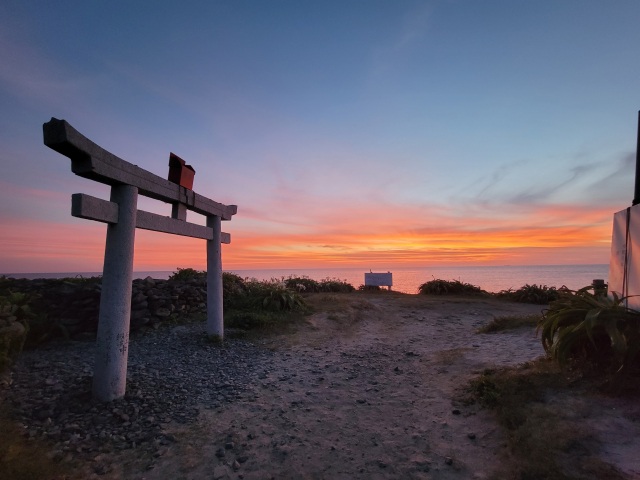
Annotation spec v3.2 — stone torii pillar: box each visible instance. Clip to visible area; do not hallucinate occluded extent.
[93,184,138,401]
[43,118,237,401]
[207,214,224,338]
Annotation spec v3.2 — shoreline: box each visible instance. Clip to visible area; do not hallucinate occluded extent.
[1,263,609,295]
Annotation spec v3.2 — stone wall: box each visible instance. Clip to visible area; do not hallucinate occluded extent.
[0,277,208,339]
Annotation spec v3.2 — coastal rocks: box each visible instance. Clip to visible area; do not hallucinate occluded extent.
[0,276,210,341]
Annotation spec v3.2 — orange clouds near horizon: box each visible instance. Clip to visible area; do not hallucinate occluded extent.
[0,199,616,273]
[220,200,614,269]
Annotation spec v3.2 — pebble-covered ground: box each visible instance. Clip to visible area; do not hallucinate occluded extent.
[7,294,637,479]
[5,321,275,476]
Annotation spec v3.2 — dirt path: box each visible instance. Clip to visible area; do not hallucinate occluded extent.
[122,294,544,480]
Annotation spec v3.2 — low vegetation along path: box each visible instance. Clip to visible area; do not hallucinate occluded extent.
[135,294,543,480]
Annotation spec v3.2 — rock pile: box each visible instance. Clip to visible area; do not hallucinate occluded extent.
[0,276,209,339]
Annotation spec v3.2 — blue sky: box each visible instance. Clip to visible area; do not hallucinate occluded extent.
[1,0,639,272]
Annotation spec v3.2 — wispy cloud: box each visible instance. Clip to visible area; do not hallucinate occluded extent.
[369,3,433,76]
[0,27,94,112]
[464,149,633,208]
[223,196,614,269]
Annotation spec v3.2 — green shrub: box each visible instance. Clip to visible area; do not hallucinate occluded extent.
[169,267,205,282]
[318,277,355,293]
[496,284,559,304]
[285,276,321,293]
[418,279,487,296]
[222,272,247,305]
[538,286,640,370]
[285,276,355,293]
[223,278,307,330]
[262,286,305,311]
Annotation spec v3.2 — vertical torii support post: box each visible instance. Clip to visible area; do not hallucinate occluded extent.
[207,214,223,338]
[93,185,138,401]
[43,118,237,402]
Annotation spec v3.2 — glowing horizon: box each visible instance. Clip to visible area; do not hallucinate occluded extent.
[0,199,615,273]
[1,2,638,274]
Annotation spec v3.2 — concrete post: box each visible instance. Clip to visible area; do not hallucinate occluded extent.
[92,184,138,402]
[207,214,223,339]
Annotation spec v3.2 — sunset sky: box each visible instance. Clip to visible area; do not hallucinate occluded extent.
[1,1,639,273]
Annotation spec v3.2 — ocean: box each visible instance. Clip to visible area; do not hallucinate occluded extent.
[3,264,609,294]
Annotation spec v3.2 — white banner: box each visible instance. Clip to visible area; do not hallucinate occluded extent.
[609,205,640,309]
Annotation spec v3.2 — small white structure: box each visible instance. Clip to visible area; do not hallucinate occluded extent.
[365,272,393,290]
[609,204,640,309]
[43,118,237,401]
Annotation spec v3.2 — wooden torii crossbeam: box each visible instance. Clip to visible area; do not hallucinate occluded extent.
[43,118,237,402]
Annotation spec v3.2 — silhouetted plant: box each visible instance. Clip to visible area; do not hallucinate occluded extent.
[262,287,305,311]
[538,286,640,370]
[285,276,355,293]
[496,284,559,304]
[418,279,487,296]
[318,277,355,293]
[285,276,321,293]
[168,267,205,282]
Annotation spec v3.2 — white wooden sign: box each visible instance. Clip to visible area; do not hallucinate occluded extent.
[365,272,393,289]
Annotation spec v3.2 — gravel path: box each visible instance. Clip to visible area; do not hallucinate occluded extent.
[5,321,276,476]
[4,294,545,479]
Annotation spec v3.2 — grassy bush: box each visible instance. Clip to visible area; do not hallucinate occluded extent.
[496,284,559,304]
[261,286,305,311]
[538,286,640,371]
[285,276,355,293]
[462,361,629,479]
[285,276,321,293]
[418,279,488,296]
[223,278,307,330]
[222,272,248,307]
[318,277,355,293]
[168,267,205,282]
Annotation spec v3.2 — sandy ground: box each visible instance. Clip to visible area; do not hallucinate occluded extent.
[102,294,639,480]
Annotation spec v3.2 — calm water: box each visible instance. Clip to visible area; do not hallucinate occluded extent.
[4,264,609,294]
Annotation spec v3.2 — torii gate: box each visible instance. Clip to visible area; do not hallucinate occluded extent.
[43,118,237,402]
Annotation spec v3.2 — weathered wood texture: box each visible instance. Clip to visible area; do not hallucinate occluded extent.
[44,118,237,220]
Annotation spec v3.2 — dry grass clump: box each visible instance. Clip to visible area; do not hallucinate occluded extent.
[418,279,488,296]
[477,314,541,333]
[495,284,560,304]
[463,360,630,480]
[285,276,355,293]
